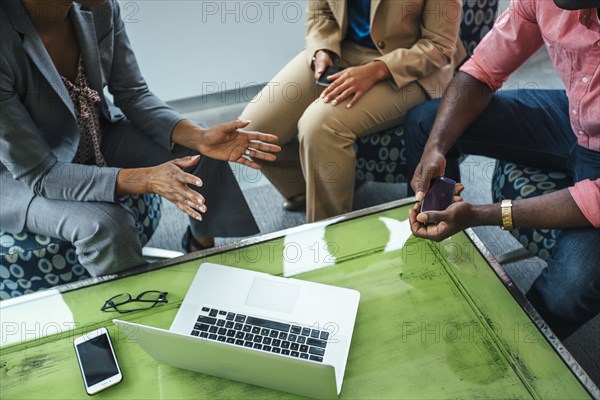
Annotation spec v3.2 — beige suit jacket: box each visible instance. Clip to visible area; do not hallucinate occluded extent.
[305,0,467,98]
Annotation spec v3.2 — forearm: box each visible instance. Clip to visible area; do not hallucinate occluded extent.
[171,119,206,150]
[115,168,150,197]
[425,72,493,154]
[471,189,592,230]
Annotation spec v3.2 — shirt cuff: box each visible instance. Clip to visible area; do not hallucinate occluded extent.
[459,57,502,92]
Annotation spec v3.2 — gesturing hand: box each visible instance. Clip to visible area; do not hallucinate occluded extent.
[411,150,447,201]
[197,120,281,169]
[320,61,391,108]
[146,156,207,221]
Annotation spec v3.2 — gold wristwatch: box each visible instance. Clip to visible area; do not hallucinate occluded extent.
[500,199,513,231]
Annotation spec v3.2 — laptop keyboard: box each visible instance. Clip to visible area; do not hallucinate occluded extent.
[190,306,329,363]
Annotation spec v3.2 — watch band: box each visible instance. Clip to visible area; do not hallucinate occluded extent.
[500,199,513,231]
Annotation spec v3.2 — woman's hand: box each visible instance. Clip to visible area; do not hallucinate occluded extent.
[117,156,207,221]
[200,120,281,169]
[313,49,335,80]
[320,61,391,108]
[172,120,281,169]
[409,183,468,242]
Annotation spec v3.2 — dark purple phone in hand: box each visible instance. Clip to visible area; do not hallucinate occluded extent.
[420,177,456,212]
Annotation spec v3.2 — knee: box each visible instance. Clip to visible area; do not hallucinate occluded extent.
[75,205,142,275]
[528,228,600,330]
[404,99,441,147]
[297,107,354,149]
[88,205,138,240]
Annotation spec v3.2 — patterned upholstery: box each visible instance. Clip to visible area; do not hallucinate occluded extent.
[0,194,162,300]
[355,0,499,183]
[491,161,571,261]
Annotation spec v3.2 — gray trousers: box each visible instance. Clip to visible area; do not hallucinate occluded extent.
[24,119,259,277]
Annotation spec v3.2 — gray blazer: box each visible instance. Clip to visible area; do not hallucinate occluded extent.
[0,0,184,233]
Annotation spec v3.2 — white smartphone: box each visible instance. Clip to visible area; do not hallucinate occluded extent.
[73,327,123,395]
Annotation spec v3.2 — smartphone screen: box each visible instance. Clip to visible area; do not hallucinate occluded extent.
[316,66,344,87]
[74,329,122,394]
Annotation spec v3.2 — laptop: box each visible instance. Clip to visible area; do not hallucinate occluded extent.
[114,262,360,399]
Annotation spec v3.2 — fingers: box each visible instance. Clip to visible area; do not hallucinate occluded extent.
[314,61,328,79]
[244,147,277,162]
[417,210,444,225]
[235,156,261,170]
[313,50,334,79]
[320,82,336,100]
[455,182,465,196]
[179,174,206,205]
[415,162,445,201]
[409,205,430,238]
[171,155,201,170]
[178,170,203,188]
[221,119,251,132]
[346,91,364,108]
[410,170,422,200]
[321,80,350,103]
[177,202,204,221]
[329,88,354,107]
[327,70,343,81]
[416,172,434,202]
[248,139,281,153]
[314,60,332,80]
[242,131,280,144]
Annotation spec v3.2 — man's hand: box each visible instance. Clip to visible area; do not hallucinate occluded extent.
[409,201,473,242]
[172,120,281,169]
[320,61,391,108]
[409,183,469,241]
[411,150,447,201]
[313,49,335,80]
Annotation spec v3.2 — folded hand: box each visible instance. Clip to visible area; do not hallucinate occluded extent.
[409,183,468,242]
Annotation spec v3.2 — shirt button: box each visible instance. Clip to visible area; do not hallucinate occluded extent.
[582,77,589,83]
[377,41,386,50]
[572,109,578,115]
[597,41,600,46]
[578,131,585,135]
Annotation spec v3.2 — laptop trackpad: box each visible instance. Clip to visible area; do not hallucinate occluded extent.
[245,278,300,314]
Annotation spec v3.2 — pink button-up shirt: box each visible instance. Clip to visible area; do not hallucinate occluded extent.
[460,0,600,227]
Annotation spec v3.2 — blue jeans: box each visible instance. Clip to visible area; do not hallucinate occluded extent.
[404,89,600,339]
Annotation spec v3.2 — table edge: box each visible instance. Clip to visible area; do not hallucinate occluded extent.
[465,228,599,399]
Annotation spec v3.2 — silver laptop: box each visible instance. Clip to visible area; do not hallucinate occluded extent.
[114,262,360,399]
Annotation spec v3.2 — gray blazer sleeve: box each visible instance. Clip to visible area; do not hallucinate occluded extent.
[108,1,183,150]
[0,54,120,203]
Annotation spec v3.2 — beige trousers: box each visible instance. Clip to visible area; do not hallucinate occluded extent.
[240,42,427,222]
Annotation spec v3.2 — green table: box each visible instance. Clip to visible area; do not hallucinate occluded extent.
[1,200,597,399]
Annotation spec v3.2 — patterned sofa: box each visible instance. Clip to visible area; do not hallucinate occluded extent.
[354,0,571,261]
[0,194,162,299]
[491,161,570,261]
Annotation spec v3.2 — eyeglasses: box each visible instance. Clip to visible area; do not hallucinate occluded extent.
[100,290,168,313]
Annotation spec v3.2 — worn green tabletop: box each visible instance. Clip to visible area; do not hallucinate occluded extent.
[0,201,596,399]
